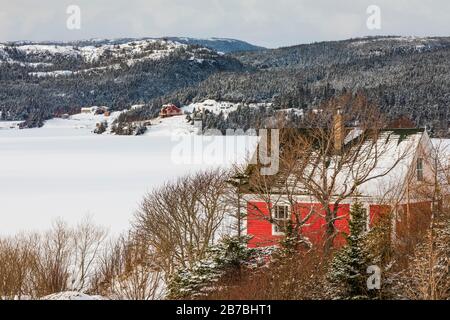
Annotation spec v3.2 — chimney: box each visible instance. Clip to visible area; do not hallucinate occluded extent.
[334,107,344,153]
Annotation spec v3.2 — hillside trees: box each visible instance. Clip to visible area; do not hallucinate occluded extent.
[2,37,450,133]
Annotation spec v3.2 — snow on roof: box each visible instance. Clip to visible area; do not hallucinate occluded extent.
[270,128,425,202]
[352,129,424,200]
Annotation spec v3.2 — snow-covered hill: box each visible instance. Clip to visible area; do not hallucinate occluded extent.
[0,36,262,73]
[0,37,245,127]
[165,37,264,53]
[184,99,271,118]
[0,39,211,77]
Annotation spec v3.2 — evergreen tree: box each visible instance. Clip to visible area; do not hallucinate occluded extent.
[328,201,375,299]
[167,236,274,299]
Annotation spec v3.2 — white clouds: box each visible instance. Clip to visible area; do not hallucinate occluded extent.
[0,0,448,47]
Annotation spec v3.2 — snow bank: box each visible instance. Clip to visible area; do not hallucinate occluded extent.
[41,291,107,300]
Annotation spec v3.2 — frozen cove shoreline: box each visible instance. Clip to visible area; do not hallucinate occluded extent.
[0,113,257,235]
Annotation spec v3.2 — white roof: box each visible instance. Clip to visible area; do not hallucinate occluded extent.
[353,130,424,200]
[277,129,426,202]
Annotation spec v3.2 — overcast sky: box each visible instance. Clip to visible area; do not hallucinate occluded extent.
[0,0,449,48]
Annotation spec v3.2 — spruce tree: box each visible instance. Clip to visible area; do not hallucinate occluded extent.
[328,201,375,299]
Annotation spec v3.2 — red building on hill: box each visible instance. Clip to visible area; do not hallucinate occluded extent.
[159,104,183,118]
[242,112,443,249]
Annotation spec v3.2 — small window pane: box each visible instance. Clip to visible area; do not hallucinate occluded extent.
[417,158,424,181]
[274,205,290,234]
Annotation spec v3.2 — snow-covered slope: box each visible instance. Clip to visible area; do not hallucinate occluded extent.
[0,39,219,78]
[184,99,272,119]
[144,114,197,136]
[165,37,265,53]
[0,109,122,134]
[1,39,185,63]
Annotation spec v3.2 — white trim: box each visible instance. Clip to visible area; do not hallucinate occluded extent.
[243,193,427,206]
[272,204,290,236]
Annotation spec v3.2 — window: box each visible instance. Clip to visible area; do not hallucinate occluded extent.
[417,158,424,181]
[273,205,290,235]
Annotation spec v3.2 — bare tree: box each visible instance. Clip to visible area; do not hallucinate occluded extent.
[133,169,231,277]
[388,141,450,300]
[0,235,35,300]
[91,235,164,300]
[0,218,109,299]
[30,220,72,297]
[392,209,450,300]
[70,217,108,292]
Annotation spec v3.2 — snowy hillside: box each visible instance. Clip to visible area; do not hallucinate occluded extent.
[0,108,122,134]
[184,99,271,119]
[0,37,245,128]
[0,37,259,73]
[165,37,265,53]
[0,39,202,77]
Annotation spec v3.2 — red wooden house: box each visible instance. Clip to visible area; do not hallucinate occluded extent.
[159,104,183,118]
[242,114,443,249]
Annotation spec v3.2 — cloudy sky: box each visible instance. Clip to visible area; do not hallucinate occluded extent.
[0,0,449,48]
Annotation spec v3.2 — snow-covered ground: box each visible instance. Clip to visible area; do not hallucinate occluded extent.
[41,291,106,300]
[0,110,258,235]
[184,99,272,119]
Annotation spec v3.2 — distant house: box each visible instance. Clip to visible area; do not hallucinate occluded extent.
[80,106,109,115]
[159,104,183,118]
[81,107,95,114]
[95,106,110,116]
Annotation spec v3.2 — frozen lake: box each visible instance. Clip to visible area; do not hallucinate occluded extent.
[0,115,257,235]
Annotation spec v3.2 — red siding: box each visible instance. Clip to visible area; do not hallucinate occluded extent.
[247,201,350,248]
[247,202,281,248]
[160,104,182,117]
[399,201,432,247]
[295,203,350,247]
[247,201,433,250]
[369,204,391,227]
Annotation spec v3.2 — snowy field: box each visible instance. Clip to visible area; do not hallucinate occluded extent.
[0,111,257,235]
